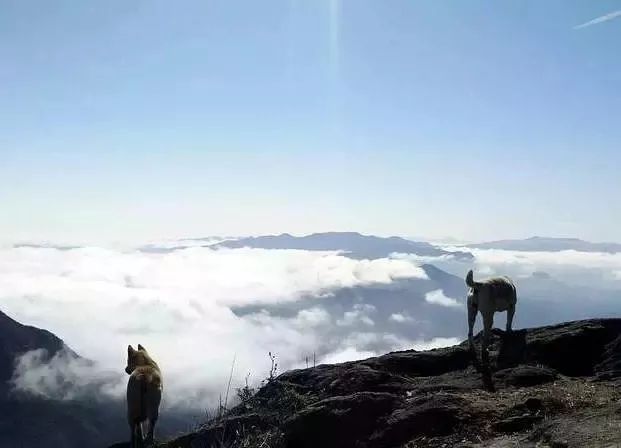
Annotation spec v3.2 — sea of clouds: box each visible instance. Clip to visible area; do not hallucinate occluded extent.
[0,243,439,409]
[2,240,621,411]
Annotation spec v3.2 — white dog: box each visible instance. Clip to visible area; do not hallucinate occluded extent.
[466,270,517,358]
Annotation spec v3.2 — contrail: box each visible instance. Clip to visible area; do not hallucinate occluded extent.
[574,9,621,29]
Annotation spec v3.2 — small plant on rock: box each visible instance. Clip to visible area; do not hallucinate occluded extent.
[236,372,256,404]
[268,352,278,382]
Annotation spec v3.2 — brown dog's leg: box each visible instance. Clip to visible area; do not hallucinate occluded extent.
[146,417,157,445]
[137,422,144,448]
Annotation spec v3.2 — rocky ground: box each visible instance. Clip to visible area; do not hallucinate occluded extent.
[115,319,621,448]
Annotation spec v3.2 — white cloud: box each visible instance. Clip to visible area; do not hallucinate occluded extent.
[0,246,427,313]
[411,337,461,351]
[319,335,460,364]
[320,347,376,364]
[389,313,413,323]
[340,332,459,355]
[467,248,621,287]
[337,304,376,326]
[574,10,621,29]
[397,247,621,289]
[0,245,428,409]
[425,289,462,308]
[10,349,124,401]
[294,307,331,327]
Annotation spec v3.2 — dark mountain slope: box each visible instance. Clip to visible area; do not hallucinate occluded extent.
[0,309,74,384]
[0,310,192,448]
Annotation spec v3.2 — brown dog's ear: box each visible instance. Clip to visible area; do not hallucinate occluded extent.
[137,344,145,351]
[128,345,135,354]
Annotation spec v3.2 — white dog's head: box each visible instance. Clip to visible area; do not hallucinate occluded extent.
[465,269,478,304]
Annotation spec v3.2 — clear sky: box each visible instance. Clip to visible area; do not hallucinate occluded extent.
[1,0,620,245]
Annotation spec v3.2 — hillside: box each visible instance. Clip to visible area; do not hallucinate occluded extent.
[0,310,131,447]
[0,309,74,385]
[153,319,621,448]
[0,310,192,448]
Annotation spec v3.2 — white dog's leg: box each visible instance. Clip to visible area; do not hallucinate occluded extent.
[506,305,515,333]
[467,304,477,350]
[481,312,493,363]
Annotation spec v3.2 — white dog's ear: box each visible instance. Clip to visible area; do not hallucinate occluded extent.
[138,344,145,351]
[465,270,475,288]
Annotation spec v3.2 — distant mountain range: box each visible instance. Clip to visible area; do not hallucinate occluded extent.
[20,234,621,256]
[213,232,473,260]
[12,243,81,251]
[468,236,621,253]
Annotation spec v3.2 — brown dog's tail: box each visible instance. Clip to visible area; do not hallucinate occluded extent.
[465,270,475,288]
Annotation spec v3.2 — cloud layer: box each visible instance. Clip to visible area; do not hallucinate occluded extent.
[4,241,621,410]
[0,245,429,409]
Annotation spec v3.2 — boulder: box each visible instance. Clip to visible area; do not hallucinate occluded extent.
[283,392,400,448]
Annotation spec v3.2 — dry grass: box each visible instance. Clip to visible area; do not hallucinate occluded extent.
[460,377,620,416]
[510,378,619,415]
[436,377,621,447]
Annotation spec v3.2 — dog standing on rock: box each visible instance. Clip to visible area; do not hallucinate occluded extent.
[125,344,162,448]
[466,270,517,361]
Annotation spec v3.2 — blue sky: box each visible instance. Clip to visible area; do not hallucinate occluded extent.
[1,0,620,244]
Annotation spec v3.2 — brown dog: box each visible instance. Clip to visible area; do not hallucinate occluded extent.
[125,344,162,447]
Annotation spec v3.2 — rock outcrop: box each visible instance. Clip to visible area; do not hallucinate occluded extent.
[157,319,621,448]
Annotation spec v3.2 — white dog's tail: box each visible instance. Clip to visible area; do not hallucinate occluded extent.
[465,270,475,288]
